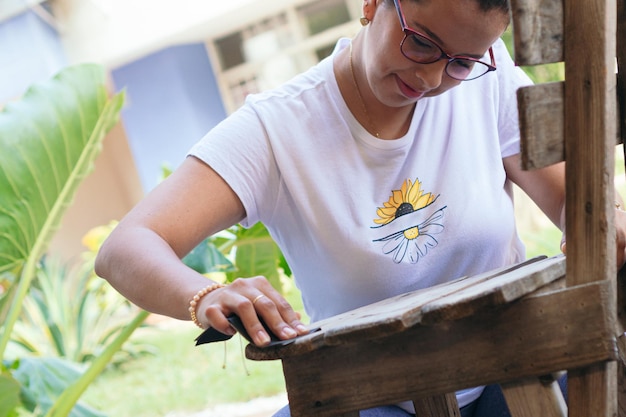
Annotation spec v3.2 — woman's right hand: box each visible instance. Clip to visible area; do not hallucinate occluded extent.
[196,276,309,346]
[95,158,307,347]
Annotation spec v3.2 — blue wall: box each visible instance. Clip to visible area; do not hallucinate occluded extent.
[111,43,227,191]
[0,10,66,102]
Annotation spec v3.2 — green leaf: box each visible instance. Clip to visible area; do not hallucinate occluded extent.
[12,357,106,417]
[0,270,18,325]
[0,371,21,417]
[183,239,235,274]
[45,310,149,417]
[228,223,284,291]
[278,253,292,277]
[0,64,123,274]
[0,64,124,360]
[0,62,125,417]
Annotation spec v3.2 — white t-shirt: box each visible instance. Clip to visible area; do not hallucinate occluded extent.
[189,37,532,409]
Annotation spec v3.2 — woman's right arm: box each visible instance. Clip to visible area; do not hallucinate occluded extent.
[94,156,307,346]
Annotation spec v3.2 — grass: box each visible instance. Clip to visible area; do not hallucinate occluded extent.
[82,286,305,417]
[82,324,287,416]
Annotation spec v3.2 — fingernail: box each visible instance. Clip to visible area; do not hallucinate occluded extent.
[296,324,309,333]
[282,327,298,339]
[257,331,270,345]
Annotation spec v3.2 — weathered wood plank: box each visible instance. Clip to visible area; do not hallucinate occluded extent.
[510,0,563,65]
[517,82,622,170]
[323,256,564,344]
[412,393,460,417]
[247,257,556,360]
[563,0,616,295]
[616,268,626,417]
[518,82,565,169]
[569,362,618,417]
[564,0,618,415]
[501,377,567,417]
[619,360,626,417]
[279,282,617,417]
[618,0,626,145]
[419,255,565,325]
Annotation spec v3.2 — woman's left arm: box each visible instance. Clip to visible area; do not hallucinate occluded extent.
[503,154,626,267]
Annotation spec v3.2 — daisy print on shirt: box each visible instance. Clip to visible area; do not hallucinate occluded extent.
[371,178,447,264]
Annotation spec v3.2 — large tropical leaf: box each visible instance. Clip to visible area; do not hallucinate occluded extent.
[183,239,235,275]
[0,370,21,417]
[227,223,285,291]
[0,64,124,362]
[11,357,106,417]
[0,64,123,274]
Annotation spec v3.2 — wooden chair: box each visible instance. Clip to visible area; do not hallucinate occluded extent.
[246,0,625,415]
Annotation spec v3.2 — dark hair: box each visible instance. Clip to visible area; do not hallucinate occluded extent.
[384,0,510,15]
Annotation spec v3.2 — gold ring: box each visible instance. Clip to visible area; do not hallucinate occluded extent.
[252,294,266,305]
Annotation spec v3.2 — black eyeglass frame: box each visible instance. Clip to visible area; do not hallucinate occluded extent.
[392,0,497,81]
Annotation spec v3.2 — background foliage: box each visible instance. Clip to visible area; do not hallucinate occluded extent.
[0,64,150,417]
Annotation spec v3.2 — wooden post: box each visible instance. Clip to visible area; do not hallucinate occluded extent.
[564,0,618,415]
[412,393,460,417]
[617,2,626,416]
[618,0,625,145]
[501,376,567,417]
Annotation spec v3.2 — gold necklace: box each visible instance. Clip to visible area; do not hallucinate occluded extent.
[349,42,380,138]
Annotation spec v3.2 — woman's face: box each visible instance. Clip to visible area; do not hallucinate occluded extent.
[364,0,509,107]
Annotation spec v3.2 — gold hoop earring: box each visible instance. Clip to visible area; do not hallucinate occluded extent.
[360,17,370,26]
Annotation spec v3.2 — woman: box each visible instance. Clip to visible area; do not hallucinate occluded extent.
[95,0,626,416]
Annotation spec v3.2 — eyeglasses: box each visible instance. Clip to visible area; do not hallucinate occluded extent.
[392,0,496,81]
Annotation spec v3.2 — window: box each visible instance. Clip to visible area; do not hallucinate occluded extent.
[208,0,359,113]
[215,32,245,71]
[298,0,351,36]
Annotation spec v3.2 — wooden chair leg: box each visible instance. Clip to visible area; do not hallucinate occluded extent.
[568,362,617,417]
[501,376,567,417]
[617,361,626,417]
[412,392,460,417]
[617,265,626,416]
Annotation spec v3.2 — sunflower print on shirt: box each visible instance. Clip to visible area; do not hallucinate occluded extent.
[371,178,446,264]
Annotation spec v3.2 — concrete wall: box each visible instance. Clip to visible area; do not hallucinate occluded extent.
[0,10,66,102]
[110,43,227,191]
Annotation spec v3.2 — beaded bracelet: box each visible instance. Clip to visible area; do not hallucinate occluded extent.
[189,283,226,329]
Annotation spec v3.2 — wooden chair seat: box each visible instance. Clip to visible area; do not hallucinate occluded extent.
[246,255,619,416]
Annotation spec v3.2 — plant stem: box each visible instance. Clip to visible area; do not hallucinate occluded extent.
[0,257,38,358]
[45,309,150,417]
